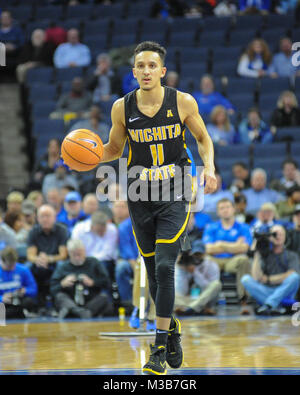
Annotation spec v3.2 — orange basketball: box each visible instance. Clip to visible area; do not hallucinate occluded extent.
[61,129,104,172]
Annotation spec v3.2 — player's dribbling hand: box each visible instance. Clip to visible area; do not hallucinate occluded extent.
[200,168,217,194]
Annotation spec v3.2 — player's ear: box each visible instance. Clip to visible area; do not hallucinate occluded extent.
[132,67,137,79]
[161,66,167,78]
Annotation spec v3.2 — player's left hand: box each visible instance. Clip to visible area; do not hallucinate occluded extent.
[200,168,217,194]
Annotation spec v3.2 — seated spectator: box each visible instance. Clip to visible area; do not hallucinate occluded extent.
[122,67,139,95]
[202,198,252,314]
[238,0,271,13]
[276,186,300,218]
[71,211,118,280]
[165,71,179,89]
[50,239,112,319]
[68,105,110,144]
[237,39,272,78]
[269,37,300,79]
[0,11,24,72]
[230,162,251,194]
[0,247,37,319]
[4,212,28,247]
[46,188,65,216]
[192,75,235,117]
[45,23,67,48]
[270,91,300,128]
[6,191,24,215]
[237,107,273,144]
[82,193,99,217]
[243,168,283,212]
[234,193,254,224]
[214,0,237,16]
[270,159,300,193]
[201,171,234,214]
[287,204,300,257]
[207,105,236,145]
[0,206,17,251]
[241,225,300,315]
[16,29,55,84]
[51,77,93,120]
[194,212,213,236]
[53,28,91,69]
[42,159,79,197]
[27,205,68,306]
[276,0,298,13]
[86,53,121,104]
[57,191,87,233]
[250,202,283,234]
[21,200,37,232]
[32,139,61,189]
[151,0,187,18]
[27,190,44,210]
[175,240,221,316]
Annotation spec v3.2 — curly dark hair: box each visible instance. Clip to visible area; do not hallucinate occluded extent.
[134,41,167,64]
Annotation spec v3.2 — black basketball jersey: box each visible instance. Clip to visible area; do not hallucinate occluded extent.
[124,86,190,188]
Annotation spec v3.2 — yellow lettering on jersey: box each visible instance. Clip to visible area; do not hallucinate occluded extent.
[154,168,163,181]
[174,124,181,138]
[140,168,149,181]
[161,126,167,140]
[143,128,153,142]
[152,127,162,141]
[139,164,176,181]
[167,110,173,117]
[166,125,174,139]
[161,166,169,179]
[168,164,176,177]
[148,168,155,181]
[128,129,139,142]
[138,129,144,143]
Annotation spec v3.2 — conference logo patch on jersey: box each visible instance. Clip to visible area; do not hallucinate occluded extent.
[167,109,173,118]
[78,138,98,148]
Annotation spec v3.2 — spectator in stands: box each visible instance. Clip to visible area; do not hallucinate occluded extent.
[241,225,300,315]
[42,159,79,197]
[32,139,61,188]
[287,204,300,257]
[202,198,252,314]
[234,193,254,224]
[175,240,221,316]
[4,212,28,247]
[276,186,300,218]
[237,39,272,78]
[45,23,67,48]
[27,205,68,306]
[57,191,87,233]
[68,105,110,144]
[192,75,235,117]
[21,200,36,232]
[201,171,234,214]
[0,11,24,72]
[0,247,37,319]
[46,188,65,216]
[230,162,251,194]
[250,202,283,235]
[207,105,236,146]
[6,191,24,215]
[53,28,91,68]
[50,239,112,319]
[238,0,271,13]
[27,191,44,210]
[243,168,282,212]
[270,91,300,128]
[270,159,300,193]
[165,71,179,89]
[269,37,300,79]
[71,211,118,280]
[122,69,139,95]
[0,207,17,251]
[52,77,93,120]
[214,0,237,16]
[82,193,99,217]
[86,53,121,104]
[16,29,55,84]
[151,0,187,18]
[237,107,273,144]
[112,200,129,226]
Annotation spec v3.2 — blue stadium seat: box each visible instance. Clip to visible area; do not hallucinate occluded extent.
[229,30,258,47]
[168,31,197,47]
[25,20,52,38]
[59,81,72,95]
[8,6,33,23]
[220,170,233,188]
[32,119,65,138]
[253,143,287,158]
[265,14,294,30]
[252,157,287,173]
[259,93,278,112]
[229,93,255,113]
[126,1,153,18]
[275,127,300,142]
[230,15,263,31]
[55,67,84,83]
[83,19,111,37]
[140,19,168,36]
[202,16,231,31]
[212,60,238,78]
[110,34,137,48]
[292,28,300,43]
[169,17,202,33]
[177,78,195,94]
[290,142,300,157]
[112,18,140,36]
[259,78,291,95]
[179,48,208,64]
[217,157,246,172]
[140,32,166,46]
[84,36,108,53]
[226,77,257,96]
[65,4,93,20]
[165,47,180,65]
[180,63,207,80]
[261,29,288,49]
[213,46,243,63]
[26,67,54,85]
[35,6,63,20]
[29,84,57,103]
[216,144,250,160]
[92,3,124,19]
[199,31,226,47]
[61,19,82,31]
[98,98,115,117]
[31,101,56,119]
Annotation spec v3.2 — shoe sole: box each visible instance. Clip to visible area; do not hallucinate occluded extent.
[142,368,167,375]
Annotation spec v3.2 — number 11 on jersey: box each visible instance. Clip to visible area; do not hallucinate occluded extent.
[150,144,164,166]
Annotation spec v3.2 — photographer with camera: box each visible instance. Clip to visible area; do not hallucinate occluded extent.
[175,240,221,316]
[287,204,300,257]
[0,247,37,318]
[50,239,113,319]
[241,225,300,315]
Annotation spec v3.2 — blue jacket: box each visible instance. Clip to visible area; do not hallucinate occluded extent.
[0,25,24,49]
[192,91,235,116]
[119,218,139,260]
[0,263,38,302]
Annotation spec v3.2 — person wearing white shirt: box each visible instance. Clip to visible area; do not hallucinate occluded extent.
[71,211,118,279]
[53,28,91,69]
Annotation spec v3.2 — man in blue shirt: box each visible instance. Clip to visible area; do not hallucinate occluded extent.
[57,191,87,234]
[0,247,37,318]
[269,37,300,79]
[202,198,252,313]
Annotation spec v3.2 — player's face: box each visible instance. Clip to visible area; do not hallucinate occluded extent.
[133,51,166,91]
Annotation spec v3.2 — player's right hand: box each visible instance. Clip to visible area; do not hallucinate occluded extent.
[200,168,217,194]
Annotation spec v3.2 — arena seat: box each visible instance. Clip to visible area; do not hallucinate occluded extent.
[290,142,300,157]
[54,67,84,83]
[253,143,287,158]
[126,1,153,18]
[8,6,33,23]
[29,84,57,104]
[226,77,257,96]
[34,5,64,21]
[212,60,238,78]
[275,127,300,142]
[169,17,202,33]
[229,93,255,113]
[202,16,231,31]
[229,30,258,46]
[110,34,137,48]
[26,67,54,85]
[31,101,56,119]
[259,93,279,112]
[65,4,93,20]
[199,30,227,47]
[92,3,125,19]
[83,19,111,38]
[216,144,250,160]
[259,78,291,95]
[32,119,65,138]
[179,47,208,64]
[230,15,264,31]
[180,63,207,80]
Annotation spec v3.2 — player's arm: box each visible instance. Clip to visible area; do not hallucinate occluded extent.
[100,98,127,163]
[178,92,217,194]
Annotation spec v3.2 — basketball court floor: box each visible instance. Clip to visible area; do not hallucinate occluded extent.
[1,310,300,375]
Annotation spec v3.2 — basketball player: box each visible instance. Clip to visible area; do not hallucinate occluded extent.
[100,42,217,375]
